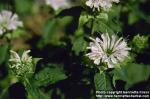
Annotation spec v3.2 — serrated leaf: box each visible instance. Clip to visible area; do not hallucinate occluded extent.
[93,20,114,34]
[34,65,67,87]
[94,72,112,91]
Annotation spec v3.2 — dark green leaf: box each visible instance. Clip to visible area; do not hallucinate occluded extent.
[34,64,67,87]
[113,63,150,89]
[0,44,9,64]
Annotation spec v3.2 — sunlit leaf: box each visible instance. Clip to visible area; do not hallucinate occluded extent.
[94,72,112,91]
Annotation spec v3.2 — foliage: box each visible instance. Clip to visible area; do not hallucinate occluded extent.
[0,0,150,99]
[113,63,150,90]
[94,72,112,91]
[34,64,67,87]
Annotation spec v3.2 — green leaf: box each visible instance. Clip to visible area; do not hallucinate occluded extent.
[34,64,67,87]
[90,10,122,34]
[0,44,9,64]
[94,72,112,91]
[5,29,26,40]
[43,19,58,43]
[113,63,150,90]
[38,16,73,47]
[38,18,58,48]
[96,13,108,21]
[33,58,42,66]
[59,16,73,26]
[23,78,41,99]
[15,0,33,14]
[78,12,93,27]
[128,13,139,25]
[72,36,87,55]
[93,20,114,34]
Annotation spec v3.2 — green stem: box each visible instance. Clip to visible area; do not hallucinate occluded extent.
[91,18,95,35]
[23,77,41,99]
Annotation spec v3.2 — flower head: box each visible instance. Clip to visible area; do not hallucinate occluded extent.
[0,10,23,35]
[9,50,33,76]
[86,33,130,68]
[86,0,119,11]
[132,34,149,53]
[45,0,71,10]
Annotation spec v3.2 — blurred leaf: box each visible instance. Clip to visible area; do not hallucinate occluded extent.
[33,58,42,66]
[38,18,58,48]
[78,12,93,27]
[113,63,150,89]
[5,29,26,40]
[108,5,121,19]
[32,58,42,74]
[0,88,9,99]
[59,16,73,26]
[74,27,84,36]
[11,29,26,39]
[38,16,73,47]
[128,13,139,25]
[34,64,67,87]
[72,35,87,55]
[43,19,58,42]
[0,44,9,64]
[96,13,108,21]
[94,72,112,90]
[15,0,33,14]
[0,4,11,11]
[39,90,51,99]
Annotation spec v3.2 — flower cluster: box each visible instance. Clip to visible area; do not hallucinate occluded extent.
[86,33,130,68]
[9,50,33,76]
[86,0,119,11]
[132,34,149,53]
[0,10,23,35]
[45,0,70,10]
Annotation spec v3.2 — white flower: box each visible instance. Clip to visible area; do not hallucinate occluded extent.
[0,10,23,35]
[45,0,71,10]
[86,0,119,11]
[86,33,130,68]
[9,50,33,76]
[86,0,101,11]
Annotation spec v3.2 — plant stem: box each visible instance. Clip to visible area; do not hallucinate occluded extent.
[23,77,41,99]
